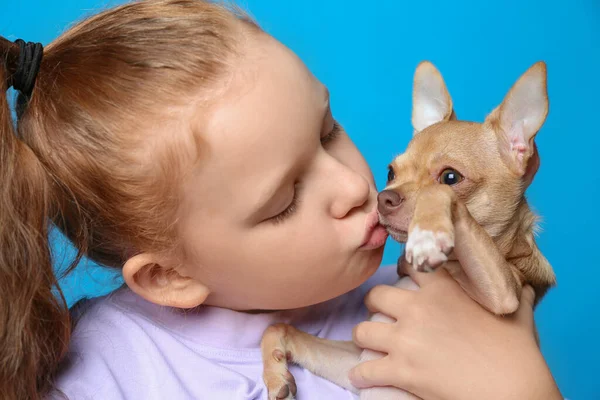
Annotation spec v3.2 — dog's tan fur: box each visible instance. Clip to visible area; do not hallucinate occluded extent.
[260,61,556,400]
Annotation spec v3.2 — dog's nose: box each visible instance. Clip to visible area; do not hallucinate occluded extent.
[377,190,403,216]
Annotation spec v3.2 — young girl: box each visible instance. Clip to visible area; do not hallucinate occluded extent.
[0,1,560,399]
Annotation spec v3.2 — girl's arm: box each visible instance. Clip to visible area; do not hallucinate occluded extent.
[349,268,562,400]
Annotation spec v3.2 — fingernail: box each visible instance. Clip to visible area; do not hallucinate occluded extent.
[349,368,363,388]
[523,285,535,299]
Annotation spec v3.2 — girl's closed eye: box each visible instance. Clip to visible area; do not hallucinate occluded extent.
[268,183,301,224]
[321,120,342,146]
[268,120,342,224]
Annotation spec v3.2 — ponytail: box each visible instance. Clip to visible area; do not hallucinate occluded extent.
[0,1,254,395]
[0,37,70,400]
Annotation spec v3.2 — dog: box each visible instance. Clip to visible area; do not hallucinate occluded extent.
[260,61,556,400]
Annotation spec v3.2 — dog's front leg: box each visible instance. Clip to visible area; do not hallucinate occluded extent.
[405,184,522,315]
[261,323,361,399]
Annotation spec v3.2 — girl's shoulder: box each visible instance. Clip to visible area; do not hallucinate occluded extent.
[50,266,399,399]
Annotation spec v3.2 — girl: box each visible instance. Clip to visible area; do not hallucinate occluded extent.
[0,1,559,399]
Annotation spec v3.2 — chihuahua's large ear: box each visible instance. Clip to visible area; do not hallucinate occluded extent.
[486,62,548,177]
[412,61,456,134]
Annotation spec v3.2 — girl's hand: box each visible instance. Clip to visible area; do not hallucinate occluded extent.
[349,268,562,400]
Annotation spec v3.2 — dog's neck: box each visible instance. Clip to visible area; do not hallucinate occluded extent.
[492,198,539,260]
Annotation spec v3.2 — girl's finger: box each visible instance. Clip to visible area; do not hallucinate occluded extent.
[514,284,536,330]
[349,356,399,389]
[353,321,396,352]
[364,284,413,317]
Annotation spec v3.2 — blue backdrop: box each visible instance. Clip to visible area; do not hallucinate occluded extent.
[2,1,598,398]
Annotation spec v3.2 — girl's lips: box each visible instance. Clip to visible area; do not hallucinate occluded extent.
[360,210,388,250]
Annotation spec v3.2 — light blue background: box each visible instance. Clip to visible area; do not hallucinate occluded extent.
[2,0,598,398]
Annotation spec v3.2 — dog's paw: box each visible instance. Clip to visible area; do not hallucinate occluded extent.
[262,324,297,400]
[405,225,454,271]
[264,366,297,400]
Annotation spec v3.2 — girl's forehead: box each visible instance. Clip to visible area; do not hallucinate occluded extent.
[180,32,328,207]
[206,35,323,147]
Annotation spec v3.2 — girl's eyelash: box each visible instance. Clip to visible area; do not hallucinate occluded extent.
[269,121,340,225]
[269,184,301,224]
[321,121,342,145]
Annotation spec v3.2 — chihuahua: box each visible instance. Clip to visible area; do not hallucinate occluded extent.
[261,61,556,400]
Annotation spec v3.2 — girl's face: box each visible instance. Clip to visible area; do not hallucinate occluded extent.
[176,32,385,310]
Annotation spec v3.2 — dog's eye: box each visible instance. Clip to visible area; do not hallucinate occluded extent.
[387,166,395,183]
[439,168,464,185]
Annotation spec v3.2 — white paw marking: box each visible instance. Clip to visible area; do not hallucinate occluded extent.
[405,226,454,271]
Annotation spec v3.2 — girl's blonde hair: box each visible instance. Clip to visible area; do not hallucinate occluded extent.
[0,1,257,397]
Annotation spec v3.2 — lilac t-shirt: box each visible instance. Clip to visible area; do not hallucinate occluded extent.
[50,267,397,400]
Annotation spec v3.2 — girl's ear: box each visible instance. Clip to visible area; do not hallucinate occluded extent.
[122,252,210,309]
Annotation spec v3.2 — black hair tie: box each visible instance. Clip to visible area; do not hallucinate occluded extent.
[9,39,44,99]
[7,39,44,119]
